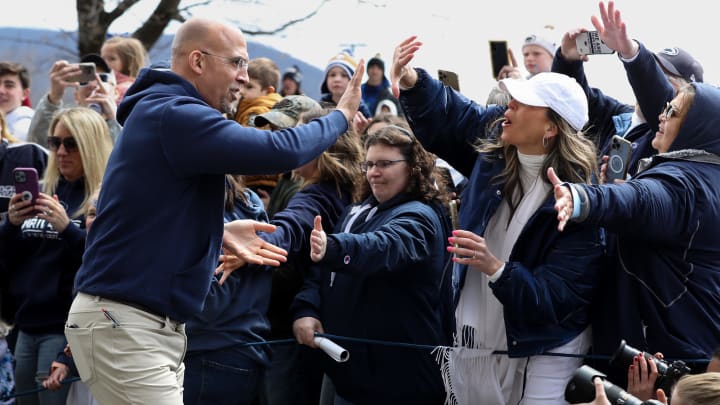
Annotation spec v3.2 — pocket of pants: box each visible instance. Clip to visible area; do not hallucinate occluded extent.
[64,326,96,386]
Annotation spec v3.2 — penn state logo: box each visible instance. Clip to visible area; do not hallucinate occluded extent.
[660,47,680,56]
[525,35,537,43]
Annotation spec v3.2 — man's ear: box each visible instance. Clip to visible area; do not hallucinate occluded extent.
[189,51,203,74]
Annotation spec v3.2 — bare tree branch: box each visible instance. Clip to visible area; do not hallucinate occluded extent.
[232,0,330,36]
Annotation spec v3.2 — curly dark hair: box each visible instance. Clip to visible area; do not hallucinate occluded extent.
[357,125,450,205]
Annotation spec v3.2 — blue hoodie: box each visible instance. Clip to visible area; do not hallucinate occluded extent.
[74,67,349,322]
[575,82,720,366]
[185,188,272,365]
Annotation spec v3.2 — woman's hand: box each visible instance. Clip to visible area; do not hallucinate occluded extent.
[560,28,590,62]
[214,249,247,285]
[390,36,423,98]
[448,229,503,276]
[292,316,324,348]
[42,361,69,391]
[6,193,35,226]
[548,167,574,231]
[309,215,327,262]
[36,193,71,232]
[591,1,638,59]
[627,353,665,401]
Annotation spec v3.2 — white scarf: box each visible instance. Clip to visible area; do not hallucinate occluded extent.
[437,153,549,405]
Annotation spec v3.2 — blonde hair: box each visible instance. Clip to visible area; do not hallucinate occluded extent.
[477,109,597,219]
[45,108,113,218]
[103,36,149,77]
[671,372,720,405]
[296,108,364,196]
[0,110,19,144]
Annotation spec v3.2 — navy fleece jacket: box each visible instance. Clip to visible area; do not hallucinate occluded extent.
[74,67,349,322]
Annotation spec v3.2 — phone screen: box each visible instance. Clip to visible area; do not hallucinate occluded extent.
[489,41,509,78]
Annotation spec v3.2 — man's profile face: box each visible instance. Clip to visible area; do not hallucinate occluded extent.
[0,73,28,114]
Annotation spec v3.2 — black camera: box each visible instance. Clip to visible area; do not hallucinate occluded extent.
[611,340,691,395]
[564,365,664,404]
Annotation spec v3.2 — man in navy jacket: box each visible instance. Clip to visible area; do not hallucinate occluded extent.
[65,17,363,404]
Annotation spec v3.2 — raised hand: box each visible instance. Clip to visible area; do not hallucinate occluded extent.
[391,36,423,98]
[591,1,638,58]
[335,58,365,126]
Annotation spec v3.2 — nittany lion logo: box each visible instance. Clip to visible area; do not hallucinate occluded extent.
[660,47,680,56]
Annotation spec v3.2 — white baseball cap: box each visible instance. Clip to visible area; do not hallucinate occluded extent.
[499,72,588,131]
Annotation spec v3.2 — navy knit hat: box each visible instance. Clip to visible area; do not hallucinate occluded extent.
[367,54,385,72]
[282,65,302,85]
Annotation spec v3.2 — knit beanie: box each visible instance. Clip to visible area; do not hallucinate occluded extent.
[367,54,385,72]
[321,49,357,94]
[282,65,303,85]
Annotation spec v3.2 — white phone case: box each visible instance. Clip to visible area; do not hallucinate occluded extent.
[576,31,615,55]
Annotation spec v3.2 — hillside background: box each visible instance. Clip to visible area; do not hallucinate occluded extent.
[0,27,324,107]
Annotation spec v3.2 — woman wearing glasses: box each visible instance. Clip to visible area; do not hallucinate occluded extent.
[291,125,454,404]
[1,107,112,405]
[553,82,720,383]
[390,37,604,404]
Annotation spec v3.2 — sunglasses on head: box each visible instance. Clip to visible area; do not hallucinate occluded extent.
[47,136,78,152]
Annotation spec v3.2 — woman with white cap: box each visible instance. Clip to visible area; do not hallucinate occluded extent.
[390,36,603,404]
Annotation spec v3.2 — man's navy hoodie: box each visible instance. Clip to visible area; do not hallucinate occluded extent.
[74,67,349,322]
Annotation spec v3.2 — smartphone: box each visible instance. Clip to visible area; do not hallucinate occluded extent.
[67,62,97,84]
[575,31,615,55]
[606,135,632,182]
[13,167,40,209]
[449,199,459,231]
[489,40,509,79]
[438,69,460,92]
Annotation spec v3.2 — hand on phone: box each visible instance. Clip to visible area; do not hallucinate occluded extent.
[66,62,97,84]
[575,31,615,55]
[603,135,632,183]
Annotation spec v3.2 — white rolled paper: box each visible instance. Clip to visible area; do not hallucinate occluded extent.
[313,336,350,362]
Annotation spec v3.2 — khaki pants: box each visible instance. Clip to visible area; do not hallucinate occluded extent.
[65,293,186,405]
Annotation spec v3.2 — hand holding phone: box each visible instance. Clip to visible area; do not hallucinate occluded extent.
[605,136,632,183]
[575,31,615,55]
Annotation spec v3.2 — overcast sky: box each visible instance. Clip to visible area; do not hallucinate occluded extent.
[2,0,715,104]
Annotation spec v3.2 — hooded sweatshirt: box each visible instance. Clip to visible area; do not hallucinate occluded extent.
[74,67,349,322]
[576,82,720,366]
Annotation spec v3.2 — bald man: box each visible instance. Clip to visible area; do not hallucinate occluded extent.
[64,18,363,404]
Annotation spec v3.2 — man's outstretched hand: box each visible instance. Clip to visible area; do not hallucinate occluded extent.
[218,220,288,285]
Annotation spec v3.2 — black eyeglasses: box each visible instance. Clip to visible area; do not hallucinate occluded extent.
[360,159,407,173]
[662,101,679,120]
[199,50,249,71]
[47,136,78,152]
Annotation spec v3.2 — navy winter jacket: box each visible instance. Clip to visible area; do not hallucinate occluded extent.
[575,82,720,365]
[74,67,349,322]
[292,194,452,404]
[399,68,604,357]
